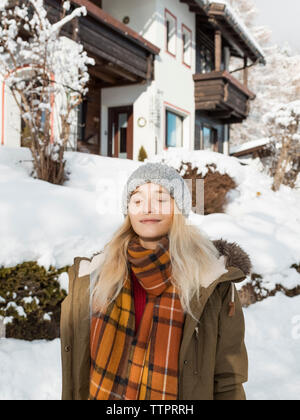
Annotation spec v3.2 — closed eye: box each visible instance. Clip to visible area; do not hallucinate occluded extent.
[133,199,166,204]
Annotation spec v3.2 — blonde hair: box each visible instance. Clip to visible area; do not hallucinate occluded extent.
[90,202,226,322]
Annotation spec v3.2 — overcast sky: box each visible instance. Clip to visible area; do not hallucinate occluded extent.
[252,0,300,53]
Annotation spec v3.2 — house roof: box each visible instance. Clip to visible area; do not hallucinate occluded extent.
[192,0,266,64]
[230,138,270,156]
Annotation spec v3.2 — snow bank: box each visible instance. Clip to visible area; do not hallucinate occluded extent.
[244,293,300,400]
[0,147,140,269]
[1,145,300,294]
[0,338,61,400]
[147,148,245,180]
[0,145,299,399]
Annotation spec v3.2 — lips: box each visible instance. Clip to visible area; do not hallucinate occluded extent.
[140,219,161,223]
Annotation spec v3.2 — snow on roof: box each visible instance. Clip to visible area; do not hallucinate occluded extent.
[230,138,270,154]
[203,0,265,63]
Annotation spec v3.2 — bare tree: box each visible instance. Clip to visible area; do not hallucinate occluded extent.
[264,101,300,191]
[228,0,300,147]
[0,0,94,184]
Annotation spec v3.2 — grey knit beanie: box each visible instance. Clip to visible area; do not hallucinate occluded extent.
[121,162,192,218]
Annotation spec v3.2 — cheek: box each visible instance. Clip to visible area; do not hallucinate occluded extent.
[128,212,139,226]
[160,213,173,227]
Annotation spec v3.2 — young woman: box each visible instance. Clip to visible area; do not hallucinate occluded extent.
[60,162,251,400]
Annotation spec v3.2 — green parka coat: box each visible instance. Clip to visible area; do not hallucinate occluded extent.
[60,239,251,400]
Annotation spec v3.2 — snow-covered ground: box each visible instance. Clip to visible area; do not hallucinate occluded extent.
[0,293,299,400]
[1,146,299,290]
[244,293,300,400]
[0,338,61,400]
[0,145,299,399]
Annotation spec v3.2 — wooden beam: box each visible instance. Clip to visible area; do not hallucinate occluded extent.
[196,16,211,24]
[105,62,138,82]
[211,110,234,119]
[89,0,102,7]
[209,17,245,58]
[146,54,153,81]
[232,144,267,157]
[89,67,117,84]
[189,6,201,12]
[180,0,207,15]
[179,0,195,5]
[222,70,255,99]
[215,30,222,71]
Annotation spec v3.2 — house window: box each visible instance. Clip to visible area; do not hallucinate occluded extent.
[198,45,214,73]
[182,25,192,67]
[201,125,218,152]
[166,110,183,147]
[165,10,177,56]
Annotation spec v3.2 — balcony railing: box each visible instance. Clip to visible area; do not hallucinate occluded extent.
[194,70,255,124]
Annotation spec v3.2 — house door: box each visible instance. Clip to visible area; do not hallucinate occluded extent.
[108,106,133,159]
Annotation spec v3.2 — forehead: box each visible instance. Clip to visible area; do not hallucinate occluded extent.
[130,183,170,196]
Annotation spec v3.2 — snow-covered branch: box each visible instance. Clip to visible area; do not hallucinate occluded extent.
[264,101,300,191]
[0,0,95,184]
[50,5,87,34]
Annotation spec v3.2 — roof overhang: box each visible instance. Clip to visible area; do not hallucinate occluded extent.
[71,0,160,56]
[182,0,265,64]
[207,2,265,64]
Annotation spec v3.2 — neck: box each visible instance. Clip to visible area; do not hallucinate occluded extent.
[138,235,166,250]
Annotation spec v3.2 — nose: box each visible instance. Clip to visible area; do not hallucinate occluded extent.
[141,195,154,214]
[143,185,156,214]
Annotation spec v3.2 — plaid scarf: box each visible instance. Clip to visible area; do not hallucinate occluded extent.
[89,234,185,400]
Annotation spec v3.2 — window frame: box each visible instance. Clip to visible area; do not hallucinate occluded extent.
[201,124,219,152]
[165,9,177,58]
[182,24,192,68]
[165,109,184,148]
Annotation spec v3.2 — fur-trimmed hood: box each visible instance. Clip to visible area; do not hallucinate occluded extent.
[213,238,252,276]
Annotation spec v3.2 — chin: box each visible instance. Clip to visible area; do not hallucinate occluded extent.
[137,229,162,236]
[138,229,167,238]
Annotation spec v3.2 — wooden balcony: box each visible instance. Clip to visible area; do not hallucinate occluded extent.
[194,70,255,124]
[44,0,160,86]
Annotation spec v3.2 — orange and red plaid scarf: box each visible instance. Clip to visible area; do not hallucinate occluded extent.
[89,234,185,400]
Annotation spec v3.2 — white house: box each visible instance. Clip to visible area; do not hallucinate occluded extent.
[0,0,265,160]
